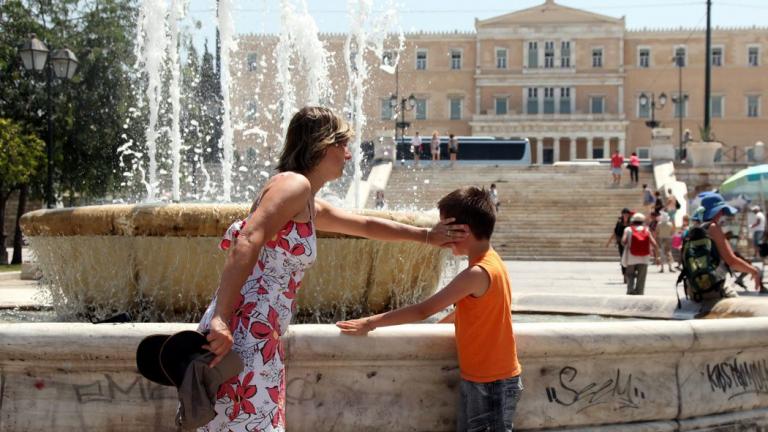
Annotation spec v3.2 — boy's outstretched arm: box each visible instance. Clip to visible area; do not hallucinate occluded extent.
[336,266,490,335]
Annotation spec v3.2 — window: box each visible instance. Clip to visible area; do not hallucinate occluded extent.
[495,97,508,115]
[380,98,393,120]
[673,95,688,118]
[638,48,650,68]
[592,48,603,68]
[638,95,650,118]
[559,88,571,114]
[450,50,462,70]
[637,147,650,159]
[528,42,538,68]
[449,98,462,119]
[382,50,396,68]
[711,47,723,67]
[748,95,760,117]
[527,88,539,114]
[710,95,724,118]
[561,41,571,68]
[415,98,427,120]
[544,41,555,68]
[416,49,427,70]
[674,46,686,67]
[590,96,604,114]
[749,46,760,67]
[246,53,259,72]
[543,87,555,114]
[496,48,507,69]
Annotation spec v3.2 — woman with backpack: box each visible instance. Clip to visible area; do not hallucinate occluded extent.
[621,213,660,295]
[681,193,761,303]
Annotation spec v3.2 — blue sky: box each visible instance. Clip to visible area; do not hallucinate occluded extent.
[184,0,768,45]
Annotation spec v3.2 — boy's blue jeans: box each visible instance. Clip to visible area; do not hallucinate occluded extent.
[457,375,523,432]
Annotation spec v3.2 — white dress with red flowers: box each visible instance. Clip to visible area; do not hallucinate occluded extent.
[197,214,317,432]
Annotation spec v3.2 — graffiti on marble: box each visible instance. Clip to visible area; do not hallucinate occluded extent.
[545,366,646,413]
[73,374,175,404]
[706,357,768,400]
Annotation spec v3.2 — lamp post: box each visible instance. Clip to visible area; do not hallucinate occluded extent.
[639,92,667,130]
[388,62,416,157]
[672,55,689,161]
[18,33,79,208]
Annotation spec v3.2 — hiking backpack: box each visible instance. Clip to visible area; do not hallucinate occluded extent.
[628,226,650,256]
[676,223,726,305]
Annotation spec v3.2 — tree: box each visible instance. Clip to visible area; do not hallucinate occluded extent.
[0,118,44,265]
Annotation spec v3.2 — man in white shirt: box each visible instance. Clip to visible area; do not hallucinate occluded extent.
[750,205,766,259]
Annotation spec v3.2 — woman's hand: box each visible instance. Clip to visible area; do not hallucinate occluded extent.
[203,315,233,368]
[336,318,374,336]
[428,217,469,247]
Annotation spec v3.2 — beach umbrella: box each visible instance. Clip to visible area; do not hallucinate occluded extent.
[720,165,768,196]
[720,164,768,210]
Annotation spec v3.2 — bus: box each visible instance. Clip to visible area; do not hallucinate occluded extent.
[394,136,531,165]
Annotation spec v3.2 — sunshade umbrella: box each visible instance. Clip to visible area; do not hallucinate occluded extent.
[720,165,768,196]
[720,164,768,210]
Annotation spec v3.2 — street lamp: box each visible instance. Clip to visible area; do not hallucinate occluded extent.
[390,93,416,147]
[18,33,79,208]
[639,92,667,129]
[672,55,689,160]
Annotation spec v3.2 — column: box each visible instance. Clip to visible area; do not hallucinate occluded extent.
[569,138,577,161]
[587,137,594,159]
[536,136,543,165]
[553,137,560,163]
[619,136,626,156]
[603,137,610,158]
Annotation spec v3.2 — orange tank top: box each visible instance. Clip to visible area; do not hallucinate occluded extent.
[455,248,521,383]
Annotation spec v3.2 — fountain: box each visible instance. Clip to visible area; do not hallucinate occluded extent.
[6,1,768,431]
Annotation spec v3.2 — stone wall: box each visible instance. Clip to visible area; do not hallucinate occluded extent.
[2,320,768,431]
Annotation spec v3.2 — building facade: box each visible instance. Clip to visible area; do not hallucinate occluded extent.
[232,0,768,164]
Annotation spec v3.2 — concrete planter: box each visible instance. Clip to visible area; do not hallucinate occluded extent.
[687,141,723,168]
[2,320,768,431]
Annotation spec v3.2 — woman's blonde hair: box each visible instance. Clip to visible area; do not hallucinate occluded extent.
[277,107,353,173]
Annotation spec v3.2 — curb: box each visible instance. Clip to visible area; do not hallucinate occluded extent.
[0,271,22,281]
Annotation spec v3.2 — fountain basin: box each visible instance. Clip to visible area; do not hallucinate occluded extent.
[20,204,448,321]
[2,320,768,431]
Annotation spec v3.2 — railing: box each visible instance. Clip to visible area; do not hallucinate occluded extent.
[472,112,625,122]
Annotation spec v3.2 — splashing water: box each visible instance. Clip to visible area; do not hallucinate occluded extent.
[218,0,236,202]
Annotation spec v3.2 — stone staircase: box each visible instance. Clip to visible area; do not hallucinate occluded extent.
[383,164,653,260]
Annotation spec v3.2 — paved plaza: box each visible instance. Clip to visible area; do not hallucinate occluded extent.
[4,255,766,311]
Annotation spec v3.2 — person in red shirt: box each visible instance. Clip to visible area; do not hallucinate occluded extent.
[610,150,624,186]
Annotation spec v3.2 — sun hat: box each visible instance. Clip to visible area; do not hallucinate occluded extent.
[630,213,645,223]
[137,330,242,387]
[700,193,738,222]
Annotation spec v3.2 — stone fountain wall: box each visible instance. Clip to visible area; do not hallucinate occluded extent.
[2,320,768,431]
[20,204,447,322]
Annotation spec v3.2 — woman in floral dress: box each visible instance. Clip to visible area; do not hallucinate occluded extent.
[198,107,467,432]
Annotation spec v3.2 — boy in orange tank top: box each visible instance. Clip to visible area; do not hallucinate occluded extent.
[336,186,523,432]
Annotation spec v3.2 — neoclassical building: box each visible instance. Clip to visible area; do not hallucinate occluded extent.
[232,0,768,164]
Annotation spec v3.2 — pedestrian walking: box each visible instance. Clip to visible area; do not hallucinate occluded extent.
[431,131,440,166]
[621,213,660,295]
[490,183,500,213]
[412,131,422,167]
[606,208,632,281]
[448,134,459,168]
[656,211,675,273]
[628,152,640,185]
[610,150,624,186]
[642,184,655,212]
[750,205,766,260]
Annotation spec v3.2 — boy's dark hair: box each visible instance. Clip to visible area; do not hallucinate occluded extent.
[437,186,495,240]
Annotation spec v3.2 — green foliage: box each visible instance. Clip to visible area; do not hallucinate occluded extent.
[0,0,141,204]
[698,124,715,142]
[0,118,45,197]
